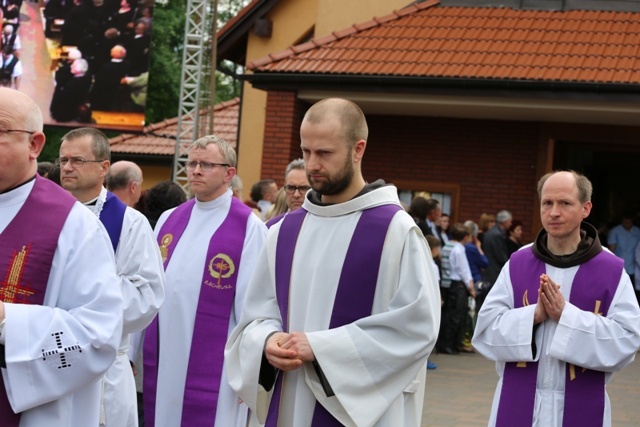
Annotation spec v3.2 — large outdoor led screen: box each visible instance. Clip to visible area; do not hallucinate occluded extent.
[1,0,154,131]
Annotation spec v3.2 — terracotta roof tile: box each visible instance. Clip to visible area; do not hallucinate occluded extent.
[109,98,240,156]
[247,1,640,85]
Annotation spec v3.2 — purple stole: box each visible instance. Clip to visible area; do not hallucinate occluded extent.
[144,197,252,426]
[99,191,127,252]
[497,248,623,427]
[266,204,401,427]
[0,176,75,426]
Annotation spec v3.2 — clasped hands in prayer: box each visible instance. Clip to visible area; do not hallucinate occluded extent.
[534,273,565,324]
[265,331,315,371]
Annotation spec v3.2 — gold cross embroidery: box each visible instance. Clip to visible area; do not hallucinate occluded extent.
[0,245,36,303]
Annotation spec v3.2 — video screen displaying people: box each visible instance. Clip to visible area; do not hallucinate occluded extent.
[1,0,154,130]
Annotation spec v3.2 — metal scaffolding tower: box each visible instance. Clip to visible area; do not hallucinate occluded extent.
[172,0,218,192]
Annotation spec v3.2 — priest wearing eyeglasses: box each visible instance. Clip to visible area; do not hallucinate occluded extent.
[58,127,165,427]
[265,158,311,228]
[143,136,267,427]
[0,88,123,426]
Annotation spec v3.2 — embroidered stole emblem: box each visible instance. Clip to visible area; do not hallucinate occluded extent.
[144,197,252,426]
[0,176,75,426]
[266,204,401,427]
[496,248,622,427]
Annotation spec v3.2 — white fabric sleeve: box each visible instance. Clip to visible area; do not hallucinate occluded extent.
[115,208,165,335]
[3,204,123,413]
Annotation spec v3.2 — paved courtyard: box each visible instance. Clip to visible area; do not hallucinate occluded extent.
[422,351,640,427]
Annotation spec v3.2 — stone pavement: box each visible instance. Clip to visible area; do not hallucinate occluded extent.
[421,351,640,427]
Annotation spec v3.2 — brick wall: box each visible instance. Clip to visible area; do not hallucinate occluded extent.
[261,94,541,242]
[261,91,306,182]
[364,115,540,242]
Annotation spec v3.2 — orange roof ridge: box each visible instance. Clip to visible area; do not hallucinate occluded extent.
[247,0,442,70]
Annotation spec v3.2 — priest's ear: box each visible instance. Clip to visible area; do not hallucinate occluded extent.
[28,131,46,161]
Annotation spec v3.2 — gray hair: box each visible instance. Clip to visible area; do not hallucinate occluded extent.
[229,175,242,192]
[107,161,142,190]
[464,220,479,238]
[285,158,304,180]
[496,210,512,224]
[62,127,111,161]
[189,135,236,167]
[72,58,89,74]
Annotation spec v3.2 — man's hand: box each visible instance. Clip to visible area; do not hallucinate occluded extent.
[279,332,315,362]
[534,275,548,324]
[264,332,302,371]
[540,274,565,322]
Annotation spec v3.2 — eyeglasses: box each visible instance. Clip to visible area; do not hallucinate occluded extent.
[54,157,105,168]
[186,161,230,171]
[284,185,311,195]
[0,129,35,135]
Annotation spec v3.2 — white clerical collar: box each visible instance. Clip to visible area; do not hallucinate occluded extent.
[194,188,232,211]
[303,185,400,218]
[83,187,107,218]
[0,178,34,207]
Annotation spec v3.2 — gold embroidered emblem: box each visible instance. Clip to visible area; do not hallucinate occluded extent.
[206,253,235,289]
[159,234,173,262]
[515,290,532,368]
[1,244,37,303]
[569,300,602,380]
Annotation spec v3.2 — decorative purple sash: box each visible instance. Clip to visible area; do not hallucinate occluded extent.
[99,191,127,252]
[497,248,622,427]
[0,176,75,426]
[144,197,251,426]
[266,204,401,427]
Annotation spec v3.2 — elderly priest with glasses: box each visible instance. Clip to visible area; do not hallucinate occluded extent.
[143,135,267,427]
[0,88,123,425]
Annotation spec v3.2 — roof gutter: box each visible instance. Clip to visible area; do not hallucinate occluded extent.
[240,72,640,96]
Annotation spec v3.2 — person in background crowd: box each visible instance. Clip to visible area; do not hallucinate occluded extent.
[506,219,524,257]
[477,212,496,246]
[438,223,476,355]
[608,213,640,287]
[107,160,144,207]
[438,213,451,244]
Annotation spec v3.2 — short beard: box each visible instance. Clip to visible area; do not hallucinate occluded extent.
[309,153,353,196]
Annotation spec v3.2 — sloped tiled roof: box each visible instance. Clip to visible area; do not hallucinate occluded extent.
[109,98,240,156]
[247,0,640,85]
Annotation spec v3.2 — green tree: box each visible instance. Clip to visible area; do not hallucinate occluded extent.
[147,0,249,123]
[145,0,188,124]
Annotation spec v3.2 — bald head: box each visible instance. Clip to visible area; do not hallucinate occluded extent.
[0,88,46,192]
[302,98,368,150]
[0,87,44,133]
[107,160,143,206]
[111,45,127,60]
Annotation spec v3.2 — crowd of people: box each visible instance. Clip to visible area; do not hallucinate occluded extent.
[2,87,640,427]
[47,0,152,121]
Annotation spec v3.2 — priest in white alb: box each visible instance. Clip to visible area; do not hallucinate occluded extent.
[144,136,267,427]
[0,87,123,426]
[225,98,441,427]
[58,127,165,427]
[473,170,640,427]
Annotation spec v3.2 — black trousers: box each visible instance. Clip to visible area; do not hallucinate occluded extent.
[440,281,469,351]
